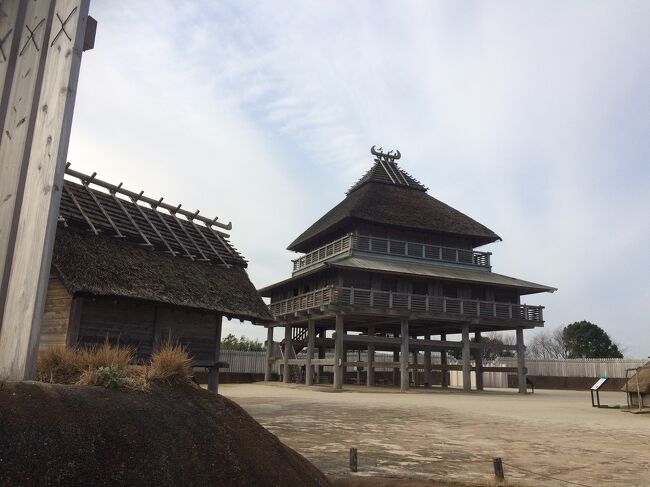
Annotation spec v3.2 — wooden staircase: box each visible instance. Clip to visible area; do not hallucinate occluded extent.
[280,327,309,383]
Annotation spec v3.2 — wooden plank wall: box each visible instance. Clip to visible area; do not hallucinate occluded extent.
[78,299,156,361]
[38,277,72,351]
[76,297,219,363]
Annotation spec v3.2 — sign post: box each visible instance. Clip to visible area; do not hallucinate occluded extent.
[0,0,93,379]
[590,376,609,408]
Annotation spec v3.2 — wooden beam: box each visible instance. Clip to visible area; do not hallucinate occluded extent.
[264,326,273,381]
[517,328,526,394]
[0,0,92,380]
[367,323,375,387]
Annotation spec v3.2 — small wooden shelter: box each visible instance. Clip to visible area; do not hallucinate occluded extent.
[259,147,556,393]
[622,362,650,408]
[40,166,273,389]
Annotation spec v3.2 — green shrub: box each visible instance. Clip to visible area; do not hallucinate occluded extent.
[95,366,125,389]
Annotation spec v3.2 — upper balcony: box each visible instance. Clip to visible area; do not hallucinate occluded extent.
[269,285,544,324]
[291,233,491,275]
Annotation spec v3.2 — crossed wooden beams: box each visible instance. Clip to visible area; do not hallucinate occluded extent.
[62,164,234,266]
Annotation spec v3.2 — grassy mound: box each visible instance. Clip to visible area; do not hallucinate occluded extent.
[0,381,330,486]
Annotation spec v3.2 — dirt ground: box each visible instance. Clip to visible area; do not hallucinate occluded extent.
[221,383,650,487]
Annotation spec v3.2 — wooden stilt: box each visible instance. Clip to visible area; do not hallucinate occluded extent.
[423,334,431,387]
[367,324,375,387]
[440,333,448,388]
[462,325,471,392]
[475,331,484,391]
[264,326,273,381]
[334,314,344,390]
[400,318,409,392]
[516,328,526,394]
[305,319,315,385]
[283,325,292,383]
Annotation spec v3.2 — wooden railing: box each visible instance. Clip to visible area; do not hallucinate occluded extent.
[291,233,491,273]
[292,234,353,273]
[352,235,491,267]
[269,286,543,323]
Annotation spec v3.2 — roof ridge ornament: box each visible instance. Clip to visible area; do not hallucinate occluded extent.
[370,145,401,162]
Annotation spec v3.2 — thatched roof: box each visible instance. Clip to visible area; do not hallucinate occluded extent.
[52,227,274,323]
[288,179,501,253]
[621,362,650,393]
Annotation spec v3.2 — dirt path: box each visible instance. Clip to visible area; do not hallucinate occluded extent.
[221,383,650,487]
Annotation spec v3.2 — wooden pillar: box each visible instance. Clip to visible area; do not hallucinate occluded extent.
[440,333,448,388]
[316,332,325,384]
[475,331,484,391]
[412,350,419,387]
[264,326,273,381]
[283,324,292,383]
[305,319,315,385]
[516,328,527,394]
[367,324,375,387]
[462,325,471,392]
[423,334,431,387]
[208,317,223,393]
[334,314,344,390]
[400,318,409,392]
[392,348,399,386]
[0,0,92,380]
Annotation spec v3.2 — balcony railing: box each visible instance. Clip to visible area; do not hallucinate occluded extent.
[291,233,491,274]
[292,234,353,273]
[352,234,491,268]
[269,286,543,323]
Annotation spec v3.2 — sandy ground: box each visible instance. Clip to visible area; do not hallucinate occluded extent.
[221,383,650,487]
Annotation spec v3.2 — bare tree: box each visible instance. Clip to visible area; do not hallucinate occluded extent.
[526,327,568,359]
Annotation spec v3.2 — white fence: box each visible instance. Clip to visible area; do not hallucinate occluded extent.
[217,350,647,387]
[497,358,647,379]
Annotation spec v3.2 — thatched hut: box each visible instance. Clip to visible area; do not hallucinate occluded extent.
[622,362,650,408]
[40,166,273,390]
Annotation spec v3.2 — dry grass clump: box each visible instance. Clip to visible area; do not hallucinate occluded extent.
[36,339,193,391]
[147,342,192,384]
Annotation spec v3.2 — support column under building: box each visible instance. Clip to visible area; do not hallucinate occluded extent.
[264,326,273,381]
[305,319,315,386]
[440,333,448,388]
[400,319,409,392]
[475,331,484,391]
[317,333,325,384]
[423,334,431,387]
[412,350,419,387]
[367,324,375,387]
[461,325,471,392]
[393,348,399,386]
[334,314,344,390]
[516,328,527,394]
[283,324,292,384]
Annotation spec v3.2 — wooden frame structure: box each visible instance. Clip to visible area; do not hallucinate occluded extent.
[259,147,555,393]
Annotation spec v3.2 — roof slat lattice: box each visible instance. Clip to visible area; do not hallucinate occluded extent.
[59,166,246,267]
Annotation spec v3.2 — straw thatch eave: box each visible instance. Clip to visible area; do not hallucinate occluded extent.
[52,227,274,323]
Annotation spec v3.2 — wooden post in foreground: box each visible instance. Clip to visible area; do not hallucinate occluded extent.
[349,448,358,472]
[493,457,504,481]
[440,333,448,388]
[423,334,431,387]
[0,0,93,380]
[475,331,484,391]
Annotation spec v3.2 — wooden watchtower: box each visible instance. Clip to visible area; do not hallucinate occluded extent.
[259,147,555,393]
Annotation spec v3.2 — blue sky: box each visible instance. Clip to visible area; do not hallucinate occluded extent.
[67,2,650,356]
